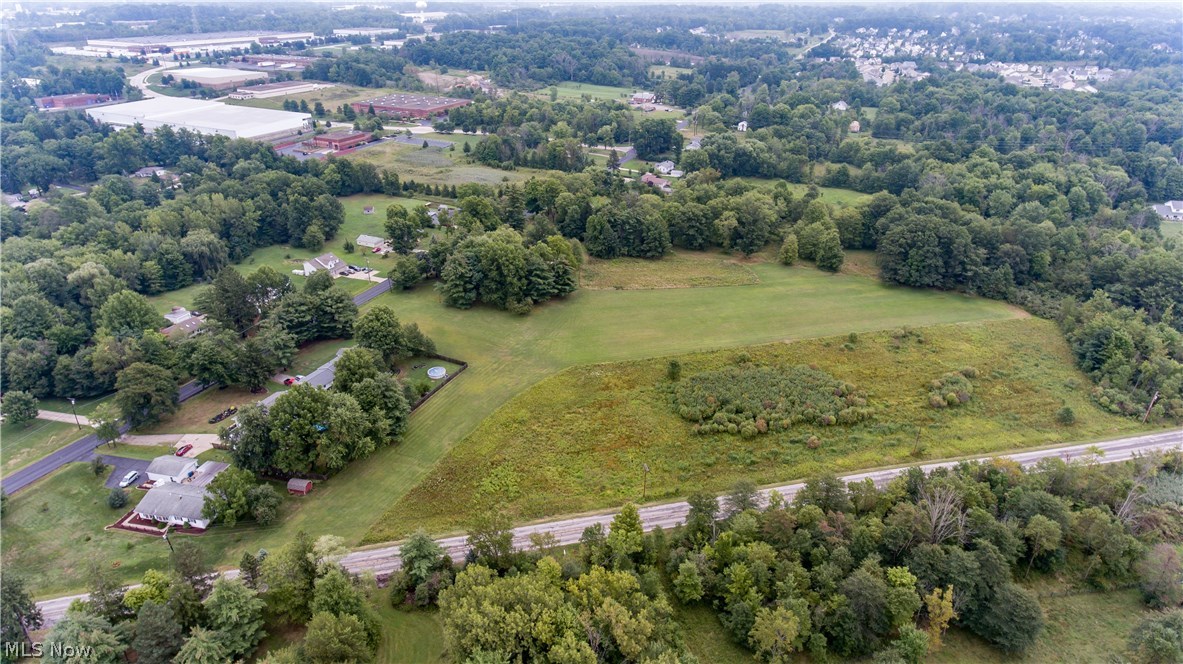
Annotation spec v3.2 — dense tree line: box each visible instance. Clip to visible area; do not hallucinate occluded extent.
[403,31,649,88]
[382,451,1183,663]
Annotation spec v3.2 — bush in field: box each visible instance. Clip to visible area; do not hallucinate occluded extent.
[928,368,978,408]
[670,364,872,435]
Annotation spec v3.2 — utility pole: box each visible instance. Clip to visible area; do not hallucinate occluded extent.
[69,397,81,430]
[1141,391,1160,424]
[163,527,175,553]
[641,463,650,501]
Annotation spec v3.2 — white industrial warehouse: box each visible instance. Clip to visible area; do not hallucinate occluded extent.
[87,97,311,140]
[171,67,266,90]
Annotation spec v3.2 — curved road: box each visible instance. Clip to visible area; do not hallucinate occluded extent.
[2,280,391,496]
[33,429,1181,624]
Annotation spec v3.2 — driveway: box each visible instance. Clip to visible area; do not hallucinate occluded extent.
[121,434,220,457]
[100,456,150,490]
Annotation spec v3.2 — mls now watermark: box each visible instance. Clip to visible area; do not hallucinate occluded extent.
[4,641,95,659]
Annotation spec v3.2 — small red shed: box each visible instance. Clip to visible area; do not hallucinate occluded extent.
[287,478,314,495]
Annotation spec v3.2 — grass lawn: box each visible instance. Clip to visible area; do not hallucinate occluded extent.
[1,464,160,598]
[39,393,114,418]
[375,603,447,663]
[396,356,464,388]
[673,602,752,663]
[580,250,760,290]
[226,84,404,113]
[290,339,356,376]
[147,282,206,315]
[1161,221,1182,240]
[649,65,694,79]
[933,579,1152,663]
[734,178,872,207]
[0,420,86,475]
[537,82,638,102]
[346,139,540,186]
[134,386,268,436]
[102,443,177,460]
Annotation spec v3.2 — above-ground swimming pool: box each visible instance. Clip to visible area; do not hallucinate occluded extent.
[427,366,447,380]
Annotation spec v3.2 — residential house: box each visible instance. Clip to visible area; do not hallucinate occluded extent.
[146,455,199,484]
[134,483,212,529]
[160,307,207,338]
[736,121,748,132]
[831,100,849,111]
[640,172,672,194]
[849,120,861,133]
[654,160,677,175]
[356,234,385,248]
[1153,201,1183,221]
[630,91,656,105]
[301,252,348,277]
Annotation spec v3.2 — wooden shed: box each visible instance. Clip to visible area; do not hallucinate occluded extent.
[287,478,313,496]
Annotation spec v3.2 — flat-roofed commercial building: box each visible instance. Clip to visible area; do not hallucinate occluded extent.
[85,30,314,56]
[228,80,334,99]
[88,97,311,141]
[35,92,112,111]
[309,130,372,150]
[350,93,470,119]
[172,67,266,90]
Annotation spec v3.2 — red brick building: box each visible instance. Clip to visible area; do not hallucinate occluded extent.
[350,93,470,119]
[35,93,112,111]
[308,130,372,151]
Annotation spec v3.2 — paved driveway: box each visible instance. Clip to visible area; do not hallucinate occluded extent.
[100,456,150,490]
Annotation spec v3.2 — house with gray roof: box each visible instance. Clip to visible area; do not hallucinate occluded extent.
[146,455,198,484]
[1152,201,1183,221]
[134,483,212,529]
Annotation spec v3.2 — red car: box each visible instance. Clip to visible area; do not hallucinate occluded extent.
[175,444,193,457]
[372,246,382,253]
[284,377,296,386]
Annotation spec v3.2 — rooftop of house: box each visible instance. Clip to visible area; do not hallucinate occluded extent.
[146,455,197,477]
[134,483,209,522]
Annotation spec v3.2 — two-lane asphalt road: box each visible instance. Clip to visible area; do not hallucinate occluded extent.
[31,429,1182,625]
[3,280,391,496]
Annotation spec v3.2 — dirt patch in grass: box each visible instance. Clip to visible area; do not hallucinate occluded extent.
[581,250,760,290]
[366,317,1150,542]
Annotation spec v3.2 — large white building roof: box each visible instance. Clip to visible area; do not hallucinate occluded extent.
[173,67,260,83]
[87,97,310,140]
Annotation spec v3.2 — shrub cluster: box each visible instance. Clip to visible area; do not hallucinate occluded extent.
[670,364,873,436]
[928,367,978,408]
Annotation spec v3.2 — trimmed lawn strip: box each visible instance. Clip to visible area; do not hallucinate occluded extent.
[1,420,86,475]
[580,250,760,290]
[133,386,268,436]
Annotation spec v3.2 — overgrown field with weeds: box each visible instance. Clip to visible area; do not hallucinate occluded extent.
[366,317,1152,541]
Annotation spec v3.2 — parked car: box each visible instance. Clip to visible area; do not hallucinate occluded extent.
[175,444,193,457]
[119,471,140,488]
[372,246,382,253]
[283,377,296,386]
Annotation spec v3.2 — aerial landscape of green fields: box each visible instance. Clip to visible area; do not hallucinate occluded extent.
[1,2,1181,663]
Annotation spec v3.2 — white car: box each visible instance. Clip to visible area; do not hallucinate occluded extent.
[118,470,140,488]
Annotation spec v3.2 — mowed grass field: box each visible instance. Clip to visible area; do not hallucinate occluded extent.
[580,250,760,290]
[345,139,541,186]
[369,316,1144,539]
[537,81,638,102]
[0,420,85,475]
[6,256,1029,595]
